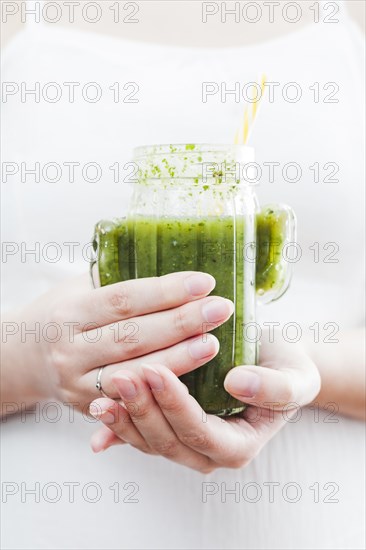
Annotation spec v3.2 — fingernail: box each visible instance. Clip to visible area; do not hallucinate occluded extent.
[141,364,164,391]
[225,367,261,398]
[188,334,219,359]
[89,402,102,419]
[202,298,234,324]
[89,402,116,425]
[184,273,215,296]
[112,374,137,400]
[100,409,116,425]
[90,431,108,453]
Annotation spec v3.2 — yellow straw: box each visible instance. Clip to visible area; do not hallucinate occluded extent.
[235,74,267,145]
[242,109,249,144]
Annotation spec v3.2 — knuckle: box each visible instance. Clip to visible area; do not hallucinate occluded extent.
[126,401,150,421]
[173,306,192,337]
[153,438,179,458]
[159,398,186,416]
[179,431,212,452]
[117,337,142,357]
[50,348,68,379]
[109,286,133,317]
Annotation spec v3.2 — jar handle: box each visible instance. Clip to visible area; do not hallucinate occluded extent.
[90,218,126,288]
[255,204,297,304]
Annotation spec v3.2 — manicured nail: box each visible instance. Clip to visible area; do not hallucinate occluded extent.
[89,402,102,419]
[188,334,219,359]
[112,374,137,400]
[89,402,116,425]
[184,273,215,296]
[225,367,261,398]
[100,409,116,425]
[141,364,164,391]
[202,298,234,323]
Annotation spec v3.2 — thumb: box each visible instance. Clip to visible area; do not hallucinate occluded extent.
[224,362,320,410]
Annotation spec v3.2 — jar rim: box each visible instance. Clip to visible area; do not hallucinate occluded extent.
[133,143,254,159]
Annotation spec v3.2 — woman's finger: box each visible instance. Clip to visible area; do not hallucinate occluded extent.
[90,424,126,453]
[224,341,321,409]
[74,296,233,371]
[89,398,150,452]
[141,364,251,469]
[108,370,215,473]
[65,271,216,329]
[81,333,219,400]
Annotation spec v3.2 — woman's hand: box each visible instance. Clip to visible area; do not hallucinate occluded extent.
[1,272,234,414]
[89,337,321,473]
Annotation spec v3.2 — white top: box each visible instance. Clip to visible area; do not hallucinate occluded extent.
[1,4,365,548]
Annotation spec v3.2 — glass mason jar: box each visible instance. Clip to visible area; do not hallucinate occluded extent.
[91,144,296,416]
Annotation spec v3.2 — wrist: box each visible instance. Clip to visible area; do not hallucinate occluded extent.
[1,307,53,410]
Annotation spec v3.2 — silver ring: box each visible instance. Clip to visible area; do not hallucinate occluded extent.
[96,367,111,398]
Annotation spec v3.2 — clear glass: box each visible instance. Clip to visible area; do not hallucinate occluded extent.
[91,144,296,416]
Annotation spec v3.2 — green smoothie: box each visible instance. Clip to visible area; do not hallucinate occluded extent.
[92,209,288,415]
[256,207,289,295]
